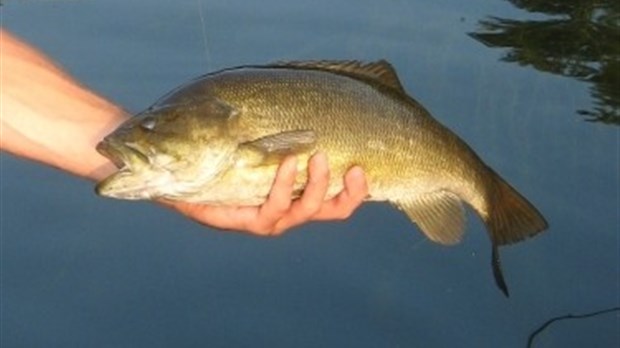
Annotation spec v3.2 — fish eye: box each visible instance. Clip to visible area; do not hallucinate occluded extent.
[140,117,157,131]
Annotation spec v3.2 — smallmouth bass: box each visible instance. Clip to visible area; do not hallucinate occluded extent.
[96,60,548,295]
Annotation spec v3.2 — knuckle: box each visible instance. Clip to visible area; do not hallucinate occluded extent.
[267,224,288,236]
[253,226,277,237]
[337,208,354,220]
[319,166,330,180]
[299,199,322,217]
[270,206,290,218]
[251,219,291,237]
[271,227,287,236]
[261,201,291,220]
[333,199,359,219]
[244,220,276,237]
[309,164,330,183]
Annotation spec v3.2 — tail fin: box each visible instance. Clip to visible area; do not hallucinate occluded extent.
[485,173,548,246]
[483,172,548,297]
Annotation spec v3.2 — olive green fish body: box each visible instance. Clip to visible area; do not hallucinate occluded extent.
[175,68,482,205]
[96,60,547,295]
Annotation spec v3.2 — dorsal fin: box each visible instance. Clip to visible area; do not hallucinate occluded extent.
[269,60,406,93]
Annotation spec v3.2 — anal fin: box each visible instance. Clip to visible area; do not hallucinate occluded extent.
[394,191,466,245]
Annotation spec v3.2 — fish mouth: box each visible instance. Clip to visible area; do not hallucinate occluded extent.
[96,138,149,172]
[95,138,155,199]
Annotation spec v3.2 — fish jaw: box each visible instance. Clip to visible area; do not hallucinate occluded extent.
[95,135,241,201]
[95,137,168,200]
[95,168,163,200]
[96,137,150,171]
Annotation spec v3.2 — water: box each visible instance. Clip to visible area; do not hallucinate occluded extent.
[2,1,619,347]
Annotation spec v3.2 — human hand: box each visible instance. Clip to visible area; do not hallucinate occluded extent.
[169,152,368,236]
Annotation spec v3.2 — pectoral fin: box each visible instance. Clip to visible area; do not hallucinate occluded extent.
[394,191,466,245]
[237,130,317,167]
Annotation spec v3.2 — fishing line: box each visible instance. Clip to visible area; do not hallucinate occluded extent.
[196,0,212,71]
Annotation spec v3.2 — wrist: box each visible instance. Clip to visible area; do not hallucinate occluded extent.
[0,29,130,181]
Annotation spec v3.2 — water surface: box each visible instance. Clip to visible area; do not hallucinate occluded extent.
[2,1,618,347]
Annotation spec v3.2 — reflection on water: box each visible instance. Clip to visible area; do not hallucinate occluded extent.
[469,0,620,125]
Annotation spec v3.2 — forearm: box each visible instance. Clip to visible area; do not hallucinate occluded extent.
[0,29,128,180]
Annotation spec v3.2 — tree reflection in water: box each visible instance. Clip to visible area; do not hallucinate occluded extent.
[469,0,619,125]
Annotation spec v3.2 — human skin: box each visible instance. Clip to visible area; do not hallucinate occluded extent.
[0,29,369,235]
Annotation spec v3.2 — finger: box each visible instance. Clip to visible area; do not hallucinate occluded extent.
[313,165,368,220]
[296,152,330,214]
[274,152,330,231]
[253,156,298,234]
[166,200,249,230]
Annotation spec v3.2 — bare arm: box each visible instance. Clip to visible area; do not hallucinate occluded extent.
[0,29,368,235]
[0,29,126,180]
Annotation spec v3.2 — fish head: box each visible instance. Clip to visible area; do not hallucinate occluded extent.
[95,98,239,200]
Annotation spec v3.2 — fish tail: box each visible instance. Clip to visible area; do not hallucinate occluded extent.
[482,172,548,297]
[484,172,548,246]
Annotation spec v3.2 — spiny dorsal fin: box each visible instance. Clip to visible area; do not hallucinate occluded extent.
[394,191,466,245]
[269,60,406,93]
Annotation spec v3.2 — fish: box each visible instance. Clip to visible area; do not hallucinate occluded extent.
[95,60,548,296]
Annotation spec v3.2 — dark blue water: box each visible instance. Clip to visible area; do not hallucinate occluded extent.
[2,1,618,347]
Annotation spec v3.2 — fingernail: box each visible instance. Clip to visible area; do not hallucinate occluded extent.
[348,166,364,179]
[312,152,328,165]
[285,155,298,167]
